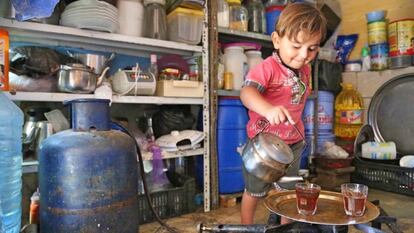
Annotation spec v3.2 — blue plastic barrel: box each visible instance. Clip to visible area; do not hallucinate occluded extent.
[217,98,248,194]
[265,5,284,35]
[302,91,334,135]
[196,98,248,194]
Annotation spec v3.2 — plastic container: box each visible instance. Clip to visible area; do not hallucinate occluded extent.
[217,98,248,194]
[218,0,230,28]
[245,50,263,71]
[265,5,284,35]
[118,0,144,37]
[365,10,385,23]
[0,91,24,233]
[223,46,248,90]
[334,83,364,140]
[361,46,371,71]
[0,29,9,91]
[246,0,266,34]
[228,0,248,31]
[167,7,204,45]
[144,0,167,40]
[302,91,334,135]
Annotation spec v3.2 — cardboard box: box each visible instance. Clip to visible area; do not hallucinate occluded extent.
[156,80,203,97]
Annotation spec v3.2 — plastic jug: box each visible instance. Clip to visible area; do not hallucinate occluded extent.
[223,45,247,90]
[334,83,364,140]
[0,91,24,233]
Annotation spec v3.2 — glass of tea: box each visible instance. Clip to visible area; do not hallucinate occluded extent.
[341,183,368,216]
[295,182,321,215]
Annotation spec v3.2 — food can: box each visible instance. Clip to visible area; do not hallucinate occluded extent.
[370,43,389,70]
[368,20,387,45]
[388,18,414,56]
[223,72,234,90]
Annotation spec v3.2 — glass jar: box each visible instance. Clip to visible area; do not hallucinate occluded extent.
[218,0,229,28]
[143,0,167,40]
[228,0,248,32]
[245,0,266,34]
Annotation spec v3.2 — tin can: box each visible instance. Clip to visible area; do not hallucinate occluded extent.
[224,72,233,90]
[370,43,389,70]
[388,18,414,56]
[368,20,387,45]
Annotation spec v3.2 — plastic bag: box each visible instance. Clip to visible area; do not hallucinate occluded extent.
[335,34,358,65]
[11,0,60,21]
[316,59,343,95]
[9,72,57,92]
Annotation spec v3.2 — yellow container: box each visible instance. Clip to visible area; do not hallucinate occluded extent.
[334,83,364,140]
[367,20,387,45]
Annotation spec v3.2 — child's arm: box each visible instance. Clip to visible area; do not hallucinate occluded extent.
[240,86,295,125]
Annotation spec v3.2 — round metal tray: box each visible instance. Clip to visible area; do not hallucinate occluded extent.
[264,190,380,225]
[368,73,414,155]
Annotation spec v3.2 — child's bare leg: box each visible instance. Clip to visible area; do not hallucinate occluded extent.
[241,191,259,224]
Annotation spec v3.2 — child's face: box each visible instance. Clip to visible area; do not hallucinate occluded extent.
[272,31,321,70]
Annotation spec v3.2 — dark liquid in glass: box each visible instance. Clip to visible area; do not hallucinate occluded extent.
[296,187,320,215]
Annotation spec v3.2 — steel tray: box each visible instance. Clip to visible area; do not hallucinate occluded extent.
[264,190,380,225]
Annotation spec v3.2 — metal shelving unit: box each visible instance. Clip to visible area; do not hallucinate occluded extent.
[1,10,211,211]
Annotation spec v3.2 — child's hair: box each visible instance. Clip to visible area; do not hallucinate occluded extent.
[276,3,327,43]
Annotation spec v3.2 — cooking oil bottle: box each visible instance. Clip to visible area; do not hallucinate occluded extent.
[334,83,364,140]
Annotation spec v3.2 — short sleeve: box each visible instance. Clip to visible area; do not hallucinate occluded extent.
[244,58,279,92]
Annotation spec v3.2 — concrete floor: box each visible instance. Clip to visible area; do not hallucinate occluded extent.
[139,189,414,233]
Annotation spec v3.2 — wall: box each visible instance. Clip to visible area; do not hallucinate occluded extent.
[341,66,414,123]
[339,0,414,60]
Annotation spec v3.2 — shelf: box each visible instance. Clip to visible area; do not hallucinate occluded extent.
[217,89,240,97]
[6,91,203,105]
[22,147,204,174]
[218,27,273,50]
[0,18,202,56]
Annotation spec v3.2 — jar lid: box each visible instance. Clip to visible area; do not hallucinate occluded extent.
[227,0,241,4]
[143,0,165,6]
[222,42,261,51]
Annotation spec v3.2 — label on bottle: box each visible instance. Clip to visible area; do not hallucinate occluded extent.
[339,110,363,124]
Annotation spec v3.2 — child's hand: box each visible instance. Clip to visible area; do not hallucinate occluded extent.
[264,106,295,125]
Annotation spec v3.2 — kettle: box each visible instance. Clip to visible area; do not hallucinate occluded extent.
[241,119,306,183]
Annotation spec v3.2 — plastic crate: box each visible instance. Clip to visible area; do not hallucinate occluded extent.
[138,178,196,224]
[352,154,414,196]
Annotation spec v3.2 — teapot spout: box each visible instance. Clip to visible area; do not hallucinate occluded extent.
[96,66,110,86]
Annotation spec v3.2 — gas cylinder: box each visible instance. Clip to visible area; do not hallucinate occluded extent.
[39,99,139,233]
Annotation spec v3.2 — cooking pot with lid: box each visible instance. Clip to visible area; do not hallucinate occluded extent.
[57,63,109,93]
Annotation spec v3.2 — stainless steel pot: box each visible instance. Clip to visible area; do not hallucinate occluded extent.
[242,132,295,182]
[57,64,109,93]
[72,53,115,74]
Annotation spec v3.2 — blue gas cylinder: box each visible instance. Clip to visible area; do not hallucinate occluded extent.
[39,99,139,233]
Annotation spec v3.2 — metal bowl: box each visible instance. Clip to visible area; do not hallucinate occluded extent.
[57,64,97,94]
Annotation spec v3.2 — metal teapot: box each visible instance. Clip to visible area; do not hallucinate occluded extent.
[241,119,305,183]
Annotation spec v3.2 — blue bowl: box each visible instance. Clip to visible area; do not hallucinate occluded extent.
[366,10,386,22]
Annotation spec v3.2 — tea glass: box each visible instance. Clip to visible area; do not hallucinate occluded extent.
[295,182,321,215]
[341,183,368,216]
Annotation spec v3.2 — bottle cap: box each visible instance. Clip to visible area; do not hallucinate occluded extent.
[361,46,370,57]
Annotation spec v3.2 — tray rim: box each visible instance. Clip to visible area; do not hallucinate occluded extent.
[264,190,380,225]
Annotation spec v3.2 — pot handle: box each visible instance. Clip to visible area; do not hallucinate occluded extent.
[96,66,110,86]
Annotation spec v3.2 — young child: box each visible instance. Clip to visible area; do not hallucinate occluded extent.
[239,3,327,225]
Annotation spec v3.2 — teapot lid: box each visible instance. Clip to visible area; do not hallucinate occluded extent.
[253,132,294,164]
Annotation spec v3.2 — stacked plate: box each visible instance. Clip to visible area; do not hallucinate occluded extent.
[60,0,119,33]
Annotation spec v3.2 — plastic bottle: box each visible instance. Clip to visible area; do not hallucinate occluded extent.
[361,46,371,71]
[334,83,364,140]
[0,29,10,91]
[148,54,158,80]
[223,45,247,90]
[29,189,40,225]
[0,91,24,233]
[145,117,155,144]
